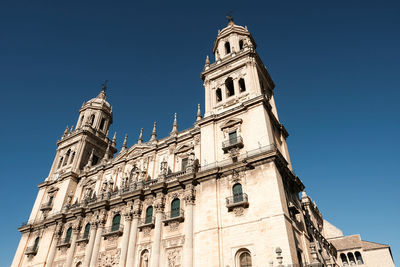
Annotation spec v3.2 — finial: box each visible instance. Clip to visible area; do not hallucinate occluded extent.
[226,11,234,25]
[112,132,117,147]
[103,142,111,163]
[150,122,157,142]
[63,125,69,136]
[138,128,143,144]
[171,113,178,135]
[196,104,202,121]
[69,125,74,133]
[205,55,210,66]
[122,134,128,150]
[98,80,108,100]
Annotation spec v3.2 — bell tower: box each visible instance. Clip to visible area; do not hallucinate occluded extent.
[200,18,291,168]
[47,83,116,181]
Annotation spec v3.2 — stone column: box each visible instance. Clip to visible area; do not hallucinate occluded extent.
[65,226,79,267]
[126,200,142,267]
[119,213,132,267]
[46,224,62,267]
[182,185,196,267]
[150,193,165,267]
[89,211,107,267]
[83,222,98,267]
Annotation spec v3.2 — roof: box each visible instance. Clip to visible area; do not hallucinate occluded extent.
[328,234,390,252]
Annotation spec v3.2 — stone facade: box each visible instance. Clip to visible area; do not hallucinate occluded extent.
[11,19,394,267]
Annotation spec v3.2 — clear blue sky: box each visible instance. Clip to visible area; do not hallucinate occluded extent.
[1,0,399,265]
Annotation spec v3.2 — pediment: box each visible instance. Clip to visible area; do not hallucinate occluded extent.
[175,144,193,154]
[220,118,243,130]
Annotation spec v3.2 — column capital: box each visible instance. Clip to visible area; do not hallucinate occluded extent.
[184,185,196,205]
[123,212,133,221]
[154,193,165,213]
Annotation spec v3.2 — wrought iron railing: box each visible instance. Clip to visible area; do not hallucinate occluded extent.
[40,201,53,211]
[163,209,185,223]
[226,193,249,208]
[25,245,38,255]
[222,136,244,151]
[103,224,124,235]
[138,216,155,228]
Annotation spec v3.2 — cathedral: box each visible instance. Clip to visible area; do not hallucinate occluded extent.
[11,19,394,267]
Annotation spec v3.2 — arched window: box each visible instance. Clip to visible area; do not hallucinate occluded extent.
[99,118,106,130]
[216,88,222,102]
[236,249,252,267]
[347,252,356,265]
[58,157,63,169]
[112,214,121,232]
[65,227,72,243]
[233,183,244,203]
[89,114,95,126]
[355,251,364,264]
[225,77,235,97]
[83,223,90,239]
[63,150,71,166]
[171,199,180,218]
[33,237,39,251]
[225,42,231,54]
[139,249,150,267]
[239,40,244,50]
[239,78,246,92]
[76,262,82,267]
[340,253,349,266]
[145,206,153,224]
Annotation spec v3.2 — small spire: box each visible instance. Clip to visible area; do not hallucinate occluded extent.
[170,113,178,135]
[205,55,210,66]
[138,128,143,144]
[103,142,111,162]
[69,125,74,133]
[122,134,128,150]
[63,125,69,136]
[196,104,202,121]
[112,132,117,147]
[150,122,157,142]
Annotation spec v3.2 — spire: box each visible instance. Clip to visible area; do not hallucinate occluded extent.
[122,134,128,150]
[204,55,210,68]
[102,142,111,163]
[97,80,108,100]
[196,104,202,121]
[138,128,143,144]
[170,113,178,135]
[112,132,117,147]
[150,122,157,142]
[63,125,69,136]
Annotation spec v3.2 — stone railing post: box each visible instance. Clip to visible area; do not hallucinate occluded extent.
[45,224,62,267]
[119,212,132,267]
[126,200,142,267]
[150,193,165,267]
[182,184,196,267]
[65,225,80,267]
[83,220,98,267]
[89,211,107,267]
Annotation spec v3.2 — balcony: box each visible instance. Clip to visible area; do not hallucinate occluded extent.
[226,193,249,211]
[102,224,124,238]
[25,245,38,256]
[76,233,90,244]
[162,209,185,226]
[40,201,53,212]
[138,216,155,231]
[222,136,244,153]
[56,238,71,249]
